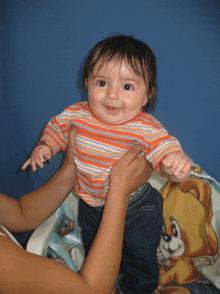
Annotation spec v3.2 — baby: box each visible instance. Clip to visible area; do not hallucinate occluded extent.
[22,35,191,293]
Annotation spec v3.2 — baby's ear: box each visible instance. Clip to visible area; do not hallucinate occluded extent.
[142,90,150,106]
[149,86,156,99]
[84,78,88,89]
[142,95,148,106]
[147,87,156,104]
[143,87,155,106]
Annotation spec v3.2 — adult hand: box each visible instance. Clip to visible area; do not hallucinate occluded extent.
[109,144,152,197]
[61,125,77,171]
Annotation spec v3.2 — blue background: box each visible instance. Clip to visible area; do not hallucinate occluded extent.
[1,0,220,244]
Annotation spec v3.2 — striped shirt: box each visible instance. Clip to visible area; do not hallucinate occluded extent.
[44,101,183,206]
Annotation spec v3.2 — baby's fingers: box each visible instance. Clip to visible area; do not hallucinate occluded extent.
[34,156,45,169]
[162,153,175,168]
[170,154,186,174]
[35,149,52,169]
[172,157,187,176]
[172,155,192,175]
[30,159,38,172]
[30,151,48,171]
[182,158,192,173]
[21,157,39,171]
[21,159,31,170]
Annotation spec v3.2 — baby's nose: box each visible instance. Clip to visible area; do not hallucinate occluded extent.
[107,86,119,100]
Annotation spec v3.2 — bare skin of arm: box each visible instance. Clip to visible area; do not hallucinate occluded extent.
[21,133,61,171]
[0,128,77,232]
[0,140,152,294]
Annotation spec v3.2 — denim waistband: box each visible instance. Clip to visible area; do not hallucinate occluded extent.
[129,182,150,201]
[93,182,151,212]
[127,182,150,210]
[85,182,152,211]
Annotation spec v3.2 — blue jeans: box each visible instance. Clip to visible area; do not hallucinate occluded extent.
[78,182,163,294]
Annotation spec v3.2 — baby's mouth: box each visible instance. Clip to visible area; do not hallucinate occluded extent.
[105,105,120,114]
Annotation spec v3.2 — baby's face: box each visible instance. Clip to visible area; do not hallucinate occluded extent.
[85,58,149,125]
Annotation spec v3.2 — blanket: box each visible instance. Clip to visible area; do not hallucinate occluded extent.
[151,165,220,293]
[48,164,220,293]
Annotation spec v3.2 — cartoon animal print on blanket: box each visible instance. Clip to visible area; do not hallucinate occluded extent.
[155,166,220,293]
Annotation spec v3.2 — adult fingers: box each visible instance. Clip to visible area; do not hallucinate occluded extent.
[125,155,152,193]
[133,155,153,181]
[65,124,77,161]
[110,144,143,181]
[68,125,77,148]
[120,144,143,165]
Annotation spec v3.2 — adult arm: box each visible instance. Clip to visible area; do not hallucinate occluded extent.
[0,145,152,294]
[0,127,76,232]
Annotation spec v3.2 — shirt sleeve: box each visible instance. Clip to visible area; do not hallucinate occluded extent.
[143,115,184,174]
[43,105,76,151]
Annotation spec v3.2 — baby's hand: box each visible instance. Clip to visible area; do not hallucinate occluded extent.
[160,152,192,182]
[22,145,52,172]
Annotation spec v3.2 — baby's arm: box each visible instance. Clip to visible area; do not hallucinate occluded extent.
[159,152,192,182]
[22,105,77,172]
[22,133,61,172]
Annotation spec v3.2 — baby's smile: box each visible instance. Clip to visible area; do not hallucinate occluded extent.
[86,58,148,125]
[104,105,121,115]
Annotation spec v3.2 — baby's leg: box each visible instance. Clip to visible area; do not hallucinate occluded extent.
[120,183,163,294]
[78,198,104,256]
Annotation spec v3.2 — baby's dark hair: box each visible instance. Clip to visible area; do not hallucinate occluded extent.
[83,34,158,112]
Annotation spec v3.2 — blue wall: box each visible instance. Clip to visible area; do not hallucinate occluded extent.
[1,0,220,198]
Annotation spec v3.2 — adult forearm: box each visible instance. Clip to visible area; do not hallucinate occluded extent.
[1,164,76,233]
[80,186,129,293]
[79,146,153,293]
[2,127,76,232]
[0,144,151,294]
[0,186,129,294]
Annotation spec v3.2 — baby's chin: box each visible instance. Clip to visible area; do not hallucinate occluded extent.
[91,106,140,126]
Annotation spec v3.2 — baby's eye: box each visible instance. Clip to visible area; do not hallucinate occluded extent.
[123,84,133,91]
[98,80,107,87]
